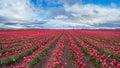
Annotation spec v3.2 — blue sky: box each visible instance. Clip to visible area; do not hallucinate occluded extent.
[0,0,120,29]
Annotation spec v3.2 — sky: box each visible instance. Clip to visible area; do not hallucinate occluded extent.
[0,0,120,29]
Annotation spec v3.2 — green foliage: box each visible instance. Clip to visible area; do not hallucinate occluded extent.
[82,48,90,55]
[70,34,90,55]
[0,44,2,49]
[32,46,39,51]
[29,55,42,68]
[70,34,102,68]
[71,52,77,61]
[80,37,120,62]
[89,57,102,68]
[29,34,62,68]
[0,45,24,54]
[0,50,32,65]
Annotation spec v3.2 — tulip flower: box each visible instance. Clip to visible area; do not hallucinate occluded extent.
[81,64,86,68]
[0,53,2,57]
[117,63,120,68]
[47,64,50,68]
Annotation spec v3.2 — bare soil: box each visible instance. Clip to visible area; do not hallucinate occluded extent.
[62,34,73,68]
[34,43,57,68]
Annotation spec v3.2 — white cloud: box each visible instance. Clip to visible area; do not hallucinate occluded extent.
[0,0,120,29]
[41,4,120,29]
[6,24,27,29]
[54,15,68,20]
[0,0,40,22]
[64,4,120,25]
[0,23,27,29]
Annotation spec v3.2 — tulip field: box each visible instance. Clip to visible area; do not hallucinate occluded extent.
[0,30,120,68]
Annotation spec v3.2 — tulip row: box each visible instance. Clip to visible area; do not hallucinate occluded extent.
[76,30,120,49]
[0,31,38,44]
[84,34,120,49]
[0,34,54,58]
[74,33,120,60]
[1,34,46,49]
[70,32,120,68]
[0,31,51,51]
[74,31,120,55]
[0,32,60,65]
[83,37,120,56]
[67,34,86,68]
[0,30,120,68]
[10,33,62,68]
[47,35,65,68]
[0,30,45,41]
[0,30,56,50]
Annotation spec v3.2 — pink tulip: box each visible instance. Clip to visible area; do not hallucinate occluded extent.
[81,64,86,68]
[52,58,57,62]
[117,63,120,68]
[0,53,2,57]
[27,59,31,63]
[61,66,64,68]
[107,55,111,58]
[47,64,50,68]
[20,65,24,68]
[26,66,29,68]
[110,62,114,66]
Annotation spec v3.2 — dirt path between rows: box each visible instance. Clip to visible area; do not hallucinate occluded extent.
[35,34,73,68]
[62,34,73,68]
[72,34,96,68]
[84,56,96,68]
[34,44,57,68]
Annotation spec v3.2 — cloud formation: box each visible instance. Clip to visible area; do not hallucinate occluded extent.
[0,0,35,21]
[0,0,120,29]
